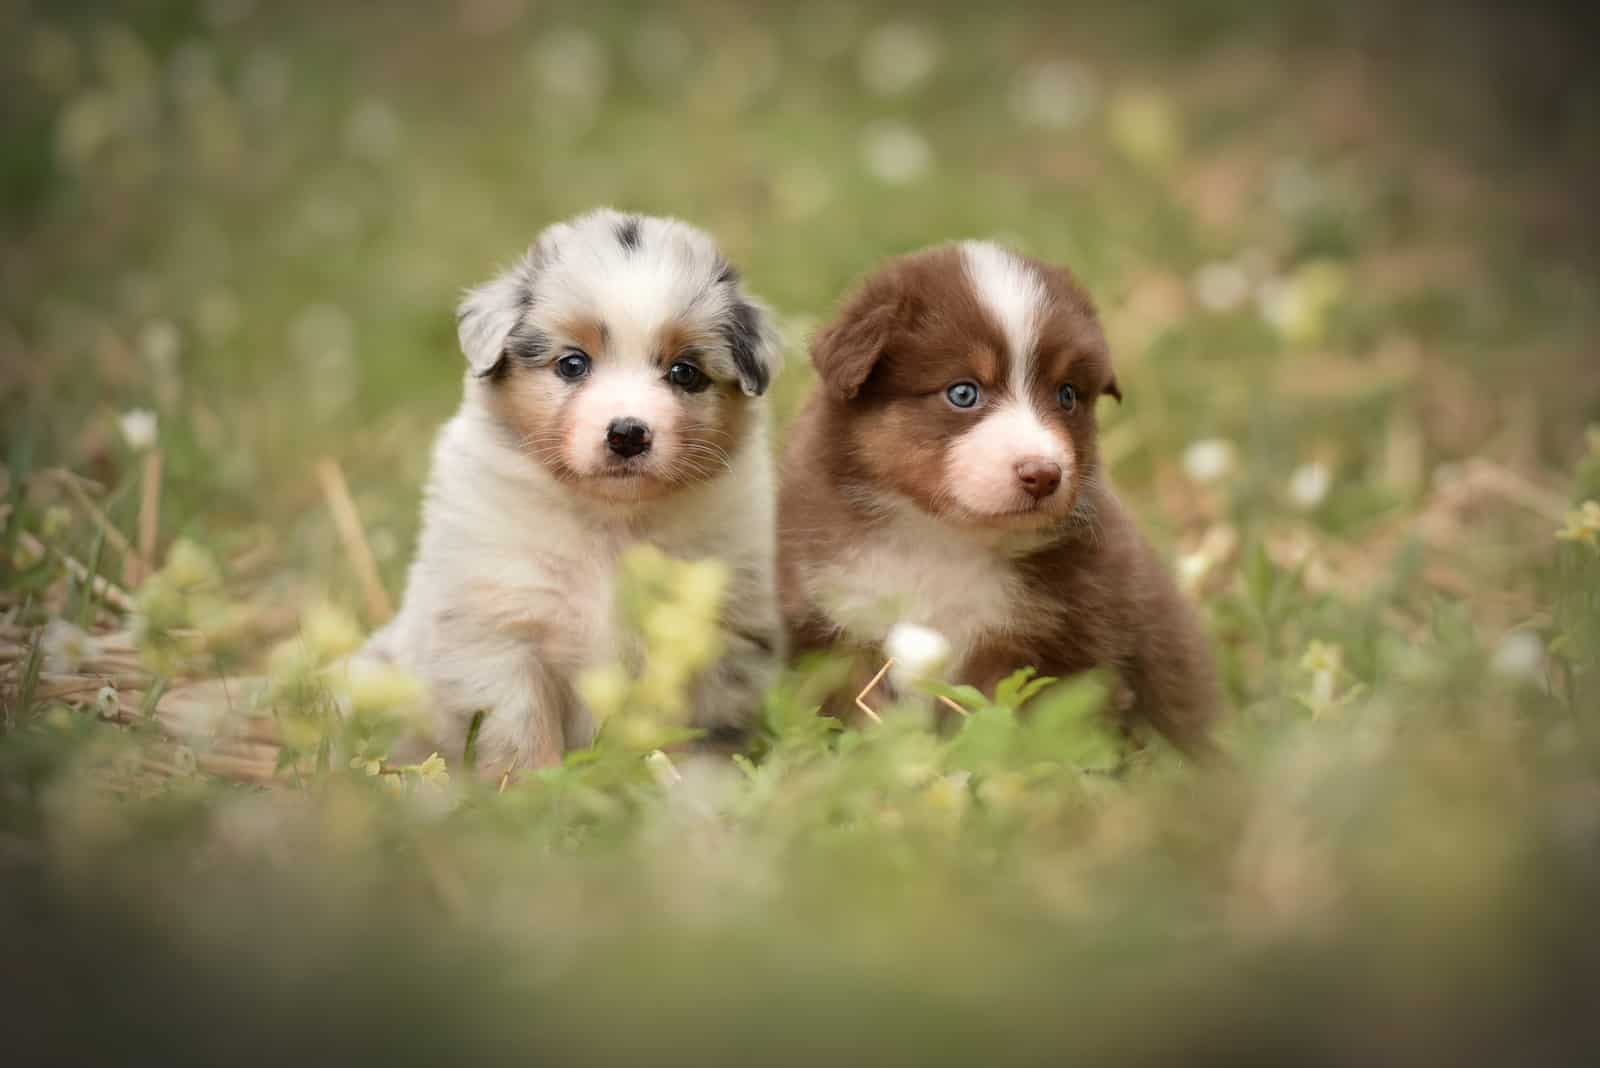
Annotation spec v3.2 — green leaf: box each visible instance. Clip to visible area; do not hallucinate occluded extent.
[1243,541,1276,616]
[16,624,44,722]
[946,704,1019,771]
[76,526,106,628]
[139,677,167,720]
[1027,673,1120,772]
[919,680,991,714]
[985,667,1064,712]
[993,667,1037,709]
[463,709,486,769]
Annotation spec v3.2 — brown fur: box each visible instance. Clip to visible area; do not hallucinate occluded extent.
[485,313,751,497]
[779,245,1219,757]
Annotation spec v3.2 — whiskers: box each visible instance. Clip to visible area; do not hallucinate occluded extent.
[513,432,579,483]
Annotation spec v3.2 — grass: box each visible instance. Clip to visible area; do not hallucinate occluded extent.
[3,1,1600,1063]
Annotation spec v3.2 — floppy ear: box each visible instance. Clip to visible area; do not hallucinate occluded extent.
[1103,376,1123,403]
[456,259,535,378]
[809,285,900,401]
[722,295,784,397]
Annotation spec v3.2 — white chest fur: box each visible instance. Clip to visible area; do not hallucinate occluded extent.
[405,410,775,674]
[804,502,1046,667]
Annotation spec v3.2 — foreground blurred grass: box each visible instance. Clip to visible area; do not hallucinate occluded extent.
[3,1,1600,1063]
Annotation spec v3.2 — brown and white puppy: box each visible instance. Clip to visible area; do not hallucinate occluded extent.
[778,242,1218,755]
[367,210,784,774]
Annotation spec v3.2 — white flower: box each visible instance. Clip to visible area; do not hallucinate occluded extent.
[138,318,182,373]
[859,21,939,97]
[1176,551,1211,593]
[1009,60,1098,129]
[861,121,932,185]
[1491,631,1544,685]
[886,622,951,690]
[289,304,358,418]
[344,98,402,160]
[532,28,609,102]
[1270,158,1324,217]
[1255,276,1295,331]
[645,749,682,787]
[1192,260,1251,313]
[1182,438,1236,485]
[774,163,833,221]
[95,684,121,719]
[1257,261,1348,345]
[1287,462,1332,510]
[119,408,159,451]
[41,620,97,673]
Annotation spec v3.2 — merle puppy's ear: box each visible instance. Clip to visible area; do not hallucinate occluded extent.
[456,255,537,378]
[1103,376,1123,403]
[809,279,902,401]
[722,293,784,397]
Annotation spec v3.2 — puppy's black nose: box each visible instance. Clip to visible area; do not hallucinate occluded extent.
[1015,458,1062,500]
[606,417,652,458]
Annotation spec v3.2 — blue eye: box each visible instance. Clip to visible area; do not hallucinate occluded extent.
[667,361,709,392]
[946,381,981,409]
[555,351,590,380]
[1057,383,1077,411]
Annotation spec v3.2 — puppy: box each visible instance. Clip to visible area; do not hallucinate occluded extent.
[778,242,1219,756]
[367,210,784,774]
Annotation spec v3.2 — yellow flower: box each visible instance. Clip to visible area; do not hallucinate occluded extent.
[976,772,1026,812]
[923,772,971,819]
[1556,501,1600,547]
[41,505,73,540]
[576,664,629,725]
[415,752,449,787]
[268,637,316,682]
[277,712,324,752]
[345,661,426,721]
[350,755,383,776]
[677,559,728,617]
[616,714,668,752]
[301,600,364,664]
[1299,640,1343,675]
[1108,88,1180,170]
[644,749,682,786]
[162,538,222,591]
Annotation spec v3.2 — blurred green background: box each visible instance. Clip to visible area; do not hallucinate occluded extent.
[4,1,1600,1064]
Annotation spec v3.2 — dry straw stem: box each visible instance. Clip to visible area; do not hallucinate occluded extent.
[17,531,135,613]
[315,457,393,624]
[137,450,162,583]
[855,659,892,723]
[854,658,969,723]
[49,469,137,570]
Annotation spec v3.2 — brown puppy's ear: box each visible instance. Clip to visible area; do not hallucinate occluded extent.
[810,284,901,401]
[1103,376,1123,403]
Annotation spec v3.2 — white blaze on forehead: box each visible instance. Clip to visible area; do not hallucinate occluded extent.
[944,400,1073,517]
[563,366,681,473]
[537,210,738,376]
[960,241,1050,398]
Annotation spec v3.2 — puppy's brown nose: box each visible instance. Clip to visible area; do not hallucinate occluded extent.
[606,417,652,458]
[1015,458,1062,500]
